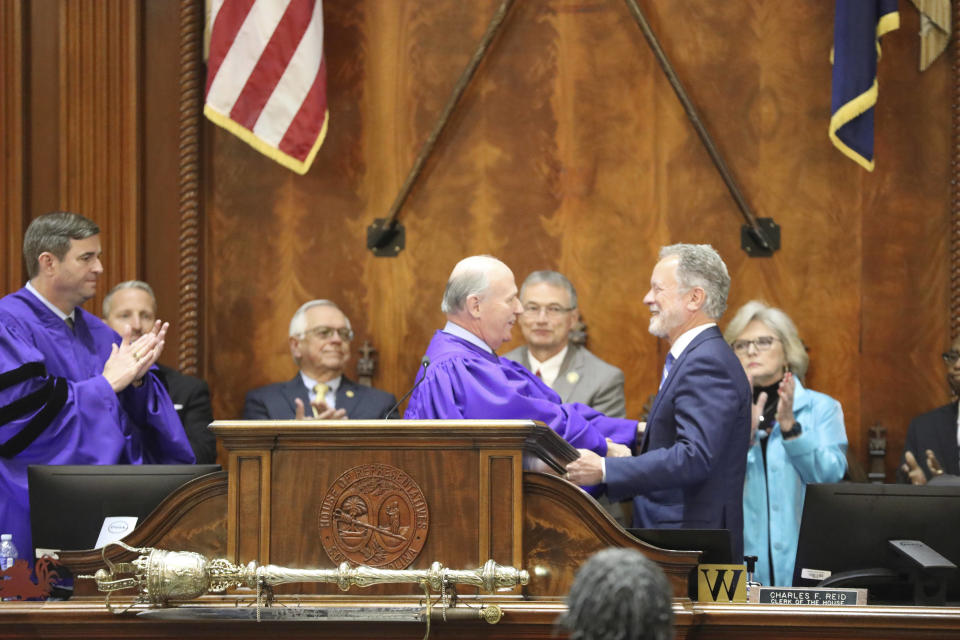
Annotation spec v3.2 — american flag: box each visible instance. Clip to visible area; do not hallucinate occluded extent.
[205,0,328,175]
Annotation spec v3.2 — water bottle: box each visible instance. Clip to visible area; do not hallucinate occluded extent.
[0,533,18,600]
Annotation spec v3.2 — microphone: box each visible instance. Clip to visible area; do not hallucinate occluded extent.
[384,356,430,419]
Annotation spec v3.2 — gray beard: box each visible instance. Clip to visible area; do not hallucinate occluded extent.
[648,309,680,339]
[648,316,668,339]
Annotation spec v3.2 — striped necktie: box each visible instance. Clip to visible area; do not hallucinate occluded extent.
[659,353,676,390]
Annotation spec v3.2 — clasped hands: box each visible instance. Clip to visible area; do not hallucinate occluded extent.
[102,320,167,393]
[750,372,797,445]
[902,449,944,485]
[564,438,633,485]
[293,397,347,420]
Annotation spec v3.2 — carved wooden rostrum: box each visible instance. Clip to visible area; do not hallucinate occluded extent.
[212,420,565,593]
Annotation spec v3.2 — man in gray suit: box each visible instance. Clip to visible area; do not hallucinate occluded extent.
[504,271,627,418]
[243,300,396,420]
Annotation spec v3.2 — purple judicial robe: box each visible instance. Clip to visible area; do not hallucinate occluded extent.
[0,288,194,559]
[404,330,636,454]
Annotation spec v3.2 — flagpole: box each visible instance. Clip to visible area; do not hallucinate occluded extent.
[370,0,517,254]
[623,0,773,253]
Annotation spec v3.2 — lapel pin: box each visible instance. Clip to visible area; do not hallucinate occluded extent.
[566,371,580,384]
[345,390,355,398]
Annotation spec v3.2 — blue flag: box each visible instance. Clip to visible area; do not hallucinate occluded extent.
[829,0,899,171]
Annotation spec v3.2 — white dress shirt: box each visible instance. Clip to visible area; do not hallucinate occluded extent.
[301,372,341,409]
[528,345,569,387]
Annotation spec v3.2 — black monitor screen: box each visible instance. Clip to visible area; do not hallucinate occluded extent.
[793,483,960,602]
[28,464,221,552]
[628,528,732,599]
[628,528,732,564]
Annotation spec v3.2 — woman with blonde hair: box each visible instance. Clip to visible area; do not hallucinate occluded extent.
[723,301,847,587]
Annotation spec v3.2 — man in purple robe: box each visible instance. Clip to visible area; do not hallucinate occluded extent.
[404,255,637,456]
[0,212,194,561]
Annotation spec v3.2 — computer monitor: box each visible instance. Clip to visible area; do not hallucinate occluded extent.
[28,464,221,552]
[629,528,733,599]
[793,483,960,604]
[628,528,733,564]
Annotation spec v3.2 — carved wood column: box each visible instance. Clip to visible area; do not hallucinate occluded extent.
[175,0,205,376]
[0,0,25,293]
[953,0,960,340]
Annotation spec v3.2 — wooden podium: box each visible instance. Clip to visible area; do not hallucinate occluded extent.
[60,419,697,599]
[214,419,696,596]
[6,420,960,639]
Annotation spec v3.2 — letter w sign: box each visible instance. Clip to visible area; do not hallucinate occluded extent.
[697,564,747,602]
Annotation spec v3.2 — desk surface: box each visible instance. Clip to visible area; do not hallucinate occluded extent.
[3,596,960,640]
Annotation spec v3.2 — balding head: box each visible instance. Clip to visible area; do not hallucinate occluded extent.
[442,255,507,313]
[442,255,523,351]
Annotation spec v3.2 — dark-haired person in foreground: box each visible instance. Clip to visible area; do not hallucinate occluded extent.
[404,255,637,458]
[558,548,674,640]
[0,212,194,561]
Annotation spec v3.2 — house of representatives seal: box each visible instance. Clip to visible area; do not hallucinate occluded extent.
[318,463,429,569]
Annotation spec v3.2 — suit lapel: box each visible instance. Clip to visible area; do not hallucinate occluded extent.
[519,346,533,371]
[551,344,580,397]
[937,403,960,474]
[643,326,721,452]
[337,377,361,416]
[283,375,310,416]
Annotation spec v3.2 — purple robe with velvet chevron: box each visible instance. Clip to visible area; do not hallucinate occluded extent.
[0,288,195,560]
[404,330,636,454]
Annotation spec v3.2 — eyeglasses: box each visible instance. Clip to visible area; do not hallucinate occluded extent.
[521,304,574,318]
[943,351,960,365]
[302,325,354,341]
[731,336,780,355]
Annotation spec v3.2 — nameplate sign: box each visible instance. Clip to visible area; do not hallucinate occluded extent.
[747,586,866,605]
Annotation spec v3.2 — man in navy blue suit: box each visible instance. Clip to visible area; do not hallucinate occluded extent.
[243,300,396,420]
[567,244,751,560]
[898,334,960,484]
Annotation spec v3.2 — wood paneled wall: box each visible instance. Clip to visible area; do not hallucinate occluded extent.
[21,0,142,311]
[0,0,198,370]
[204,1,952,480]
[0,0,25,296]
[0,1,953,481]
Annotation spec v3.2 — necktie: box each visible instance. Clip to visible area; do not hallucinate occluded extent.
[312,382,329,418]
[659,353,675,390]
[535,369,542,378]
[65,317,75,332]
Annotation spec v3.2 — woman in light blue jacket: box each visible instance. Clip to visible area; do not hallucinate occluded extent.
[724,301,848,587]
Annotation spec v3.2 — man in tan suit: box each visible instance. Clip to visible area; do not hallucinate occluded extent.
[503,271,626,418]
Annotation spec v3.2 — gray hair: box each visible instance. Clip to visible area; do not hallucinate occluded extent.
[519,270,578,309]
[558,548,675,640]
[660,243,729,320]
[723,300,809,381]
[102,280,157,317]
[289,299,351,337]
[440,255,504,314]
[24,211,100,279]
